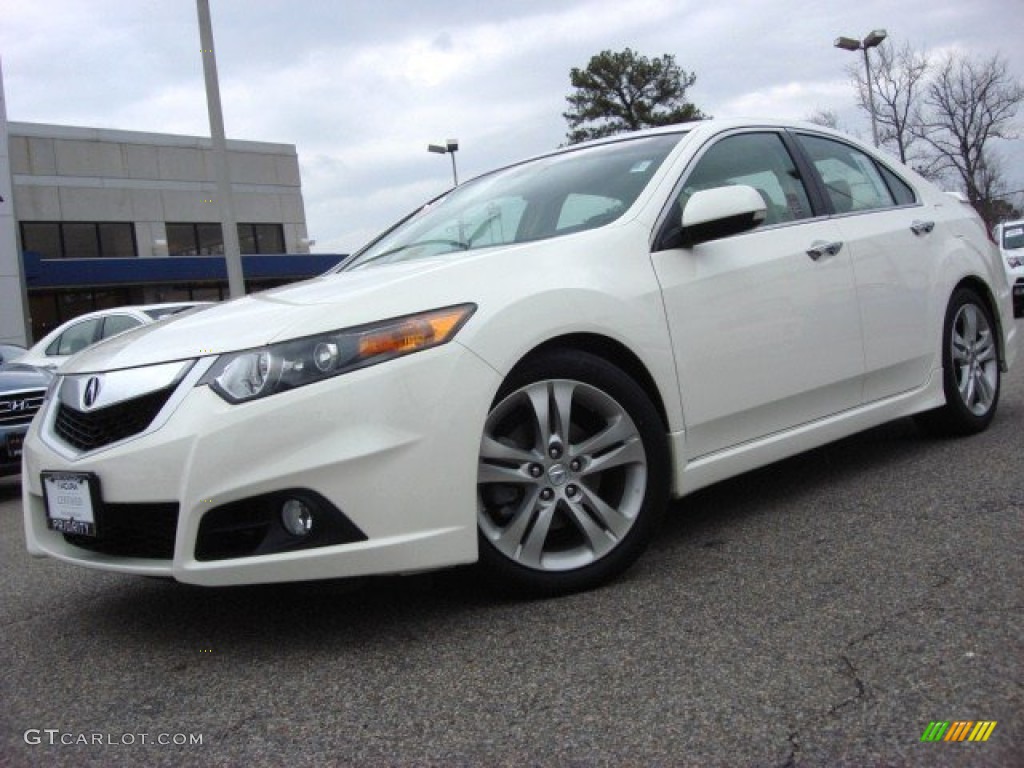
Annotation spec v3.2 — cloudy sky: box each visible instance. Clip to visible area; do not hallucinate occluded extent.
[2,0,1022,253]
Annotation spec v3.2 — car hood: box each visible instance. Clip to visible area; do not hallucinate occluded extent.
[0,363,53,390]
[61,255,496,373]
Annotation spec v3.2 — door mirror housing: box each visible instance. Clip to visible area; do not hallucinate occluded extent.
[679,185,767,247]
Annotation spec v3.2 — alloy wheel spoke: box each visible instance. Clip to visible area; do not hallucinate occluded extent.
[551,381,576,449]
[494,488,542,552]
[524,383,554,451]
[479,434,537,465]
[574,415,633,458]
[565,498,615,558]
[580,485,632,538]
[975,369,995,407]
[584,436,646,475]
[519,503,556,567]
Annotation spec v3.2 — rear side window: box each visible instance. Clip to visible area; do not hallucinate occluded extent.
[796,134,905,213]
[47,318,101,356]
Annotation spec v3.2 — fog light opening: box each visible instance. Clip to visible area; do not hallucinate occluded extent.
[281,498,314,537]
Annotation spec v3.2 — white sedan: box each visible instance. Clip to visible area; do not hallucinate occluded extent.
[22,119,1020,595]
[18,303,209,371]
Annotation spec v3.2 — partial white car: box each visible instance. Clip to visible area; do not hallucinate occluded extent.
[995,218,1024,317]
[22,119,1019,595]
[18,303,210,371]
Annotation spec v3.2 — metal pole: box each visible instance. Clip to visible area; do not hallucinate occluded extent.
[196,0,245,298]
[863,46,880,148]
[450,153,459,186]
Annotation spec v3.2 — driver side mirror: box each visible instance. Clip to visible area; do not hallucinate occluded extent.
[677,185,767,248]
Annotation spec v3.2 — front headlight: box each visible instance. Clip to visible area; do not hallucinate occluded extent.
[200,304,476,404]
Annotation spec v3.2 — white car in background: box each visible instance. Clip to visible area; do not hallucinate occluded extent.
[995,219,1024,317]
[22,119,1020,596]
[18,303,209,371]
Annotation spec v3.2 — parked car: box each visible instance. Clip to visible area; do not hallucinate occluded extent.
[17,303,210,371]
[995,219,1024,317]
[0,363,52,477]
[22,119,1019,595]
[0,344,26,365]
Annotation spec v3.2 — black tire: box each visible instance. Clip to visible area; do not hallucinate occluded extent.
[476,349,670,596]
[915,287,1001,436]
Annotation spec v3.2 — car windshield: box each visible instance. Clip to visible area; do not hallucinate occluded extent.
[338,132,685,271]
[1002,224,1024,250]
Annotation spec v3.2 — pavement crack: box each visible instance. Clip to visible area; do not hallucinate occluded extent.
[829,654,868,716]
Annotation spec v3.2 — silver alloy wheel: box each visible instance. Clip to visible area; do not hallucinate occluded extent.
[478,379,648,572]
[951,302,998,416]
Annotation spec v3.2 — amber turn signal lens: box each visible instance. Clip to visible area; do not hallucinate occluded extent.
[358,307,471,358]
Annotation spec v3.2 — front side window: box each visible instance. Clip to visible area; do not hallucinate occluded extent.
[341,133,685,271]
[676,132,814,226]
[796,134,903,214]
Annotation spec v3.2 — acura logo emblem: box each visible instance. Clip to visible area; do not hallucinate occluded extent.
[83,377,101,409]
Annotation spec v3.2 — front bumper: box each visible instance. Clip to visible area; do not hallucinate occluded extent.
[23,344,500,585]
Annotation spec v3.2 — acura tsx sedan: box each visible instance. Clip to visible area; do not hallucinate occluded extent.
[22,118,1019,595]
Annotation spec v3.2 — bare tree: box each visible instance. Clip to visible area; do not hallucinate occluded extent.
[850,41,930,165]
[915,52,1024,223]
[805,108,843,130]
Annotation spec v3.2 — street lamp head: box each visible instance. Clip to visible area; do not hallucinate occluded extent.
[445,139,459,153]
[834,36,861,51]
[863,29,887,48]
[428,143,448,154]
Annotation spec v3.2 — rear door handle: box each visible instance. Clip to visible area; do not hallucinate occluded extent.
[807,240,843,261]
[911,220,935,236]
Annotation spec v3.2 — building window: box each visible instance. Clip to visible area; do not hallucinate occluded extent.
[167,223,225,256]
[167,223,284,255]
[238,223,285,254]
[20,222,137,258]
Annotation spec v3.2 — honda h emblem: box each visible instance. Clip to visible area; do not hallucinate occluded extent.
[83,377,101,409]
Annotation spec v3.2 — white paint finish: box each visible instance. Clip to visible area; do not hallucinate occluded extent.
[654,218,864,458]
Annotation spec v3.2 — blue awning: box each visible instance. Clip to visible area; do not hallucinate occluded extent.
[22,252,346,289]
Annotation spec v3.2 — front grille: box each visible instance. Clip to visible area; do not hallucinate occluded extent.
[55,385,176,452]
[63,502,179,559]
[0,390,46,427]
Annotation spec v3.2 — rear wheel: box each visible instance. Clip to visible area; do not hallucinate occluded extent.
[476,350,669,596]
[916,287,1001,436]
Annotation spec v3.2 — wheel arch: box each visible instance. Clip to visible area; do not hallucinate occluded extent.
[505,333,671,431]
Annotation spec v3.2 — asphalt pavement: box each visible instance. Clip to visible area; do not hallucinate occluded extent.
[1,364,1021,767]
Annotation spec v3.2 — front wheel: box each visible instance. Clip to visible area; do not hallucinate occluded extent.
[476,350,670,596]
[916,287,1001,436]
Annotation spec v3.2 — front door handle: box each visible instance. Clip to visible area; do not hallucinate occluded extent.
[911,220,935,236]
[807,240,843,261]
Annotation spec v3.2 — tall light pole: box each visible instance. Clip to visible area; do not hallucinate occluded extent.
[834,29,887,148]
[428,139,459,186]
[197,0,245,298]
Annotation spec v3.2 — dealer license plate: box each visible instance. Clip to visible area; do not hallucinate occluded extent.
[42,472,99,537]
